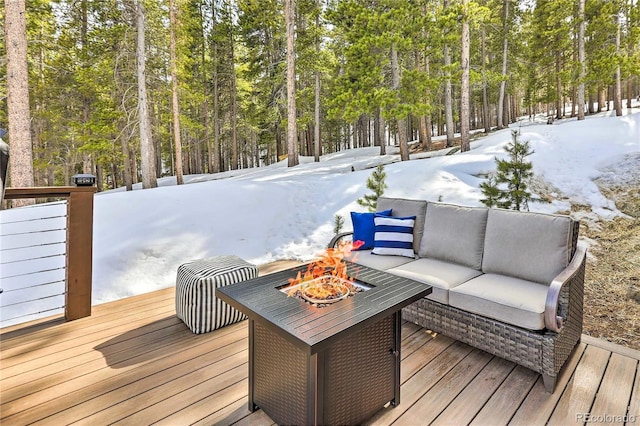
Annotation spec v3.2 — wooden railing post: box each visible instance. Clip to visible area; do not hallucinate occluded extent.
[4,186,97,321]
[65,188,96,320]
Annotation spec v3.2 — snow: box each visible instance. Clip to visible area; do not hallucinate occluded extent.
[1,106,639,327]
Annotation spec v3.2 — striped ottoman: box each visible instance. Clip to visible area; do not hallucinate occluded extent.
[175,255,257,334]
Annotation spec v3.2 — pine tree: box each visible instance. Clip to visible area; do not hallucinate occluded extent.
[333,214,345,234]
[479,174,502,208]
[357,164,388,212]
[480,130,534,211]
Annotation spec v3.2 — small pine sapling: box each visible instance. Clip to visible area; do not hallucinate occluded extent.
[357,163,388,212]
[479,174,502,208]
[480,130,535,211]
[333,214,345,234]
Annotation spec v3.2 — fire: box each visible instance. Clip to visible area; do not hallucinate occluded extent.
[285,240,364,300]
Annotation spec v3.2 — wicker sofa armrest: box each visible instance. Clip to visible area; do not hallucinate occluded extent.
[544,244,587,332]
[328,232,353,249]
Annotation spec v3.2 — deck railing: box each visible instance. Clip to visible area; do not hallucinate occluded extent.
[2,186,97,322]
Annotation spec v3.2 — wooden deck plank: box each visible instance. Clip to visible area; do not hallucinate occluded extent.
[469,365,539,425]
[1,324,246,423]
[34,347,248,425]
[210,403,275,426]
[629,364,640,421]
[395,349,494,425]
[588,353,638,425]
[0,307,177,370]
[547,345,611,425]
[2,260,640,426]
[430,356,515,426]
[1,320,188,400]
[0,290,175,348]
[199,398,251,426]
[366,341,474,425]
[400,325,435,359]
[152,379,249,426]
[400,334,456,382]
[508,342,587,425]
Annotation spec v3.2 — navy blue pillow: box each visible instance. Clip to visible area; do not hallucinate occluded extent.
[350,209,392,250]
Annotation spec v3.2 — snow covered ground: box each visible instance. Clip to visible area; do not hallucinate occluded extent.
[1,106,639,327]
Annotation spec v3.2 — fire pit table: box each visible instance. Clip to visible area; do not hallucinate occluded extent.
[216,261,432,425]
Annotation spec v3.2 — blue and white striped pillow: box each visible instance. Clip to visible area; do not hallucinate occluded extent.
[372,215,416,258]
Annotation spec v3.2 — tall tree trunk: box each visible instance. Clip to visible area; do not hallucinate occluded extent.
[497,0,509,129]
[376,108,386,155]
[577,0,585,120]
[5,0,35,205]
[230,25,239,170]
[121,138,133,191]
[391,44,409,161]
[443,1,455,148]
[614,11,623,116]
[96,164,104,192]
[213,41,221,173]
[81,0,92,176]
[135,0,157,189]
[424,56,433,149]
[443,56,454,146]
[460,0,471,152]
[555,51,562,120]
[199,1,212,174]
[481,26,490,133]
[417,50,430,151]
[285,0,299,167]
[170,0,184,184]
[314,10,321,162]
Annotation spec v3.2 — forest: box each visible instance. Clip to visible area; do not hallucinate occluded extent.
[2,0,639,192]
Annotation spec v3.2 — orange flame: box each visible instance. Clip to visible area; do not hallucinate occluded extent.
[285,240,364,298]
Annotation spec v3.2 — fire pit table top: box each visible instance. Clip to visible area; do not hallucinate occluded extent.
[216,261,432,355]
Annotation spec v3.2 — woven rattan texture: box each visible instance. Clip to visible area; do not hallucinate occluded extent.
[403,254,586,388]
[324,315,396,425]
[254,322,309,425]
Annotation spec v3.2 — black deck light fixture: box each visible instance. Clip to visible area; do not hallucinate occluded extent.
[72,173,96,187]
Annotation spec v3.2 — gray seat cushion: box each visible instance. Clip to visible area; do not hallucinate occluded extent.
[419,202,488,270]
[449,273,548,330]
[387,258,482,304]
[345,250,414,270]
[377,197,428,253]
[482,208,573,284]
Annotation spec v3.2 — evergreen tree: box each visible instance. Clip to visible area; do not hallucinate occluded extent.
[357,164,388,212]
[479,174,502,208]
[480,129,534,211]
[333,214,345,234]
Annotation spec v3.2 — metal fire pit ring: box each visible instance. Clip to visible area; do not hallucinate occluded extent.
[300,276,351,304]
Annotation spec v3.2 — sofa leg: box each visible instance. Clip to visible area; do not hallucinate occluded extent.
[542,374,556,393]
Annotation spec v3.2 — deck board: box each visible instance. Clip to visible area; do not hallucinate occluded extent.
[548,345,610,425]
[430,356,515,426]
[2,260,640,426]
[470,365,539,425]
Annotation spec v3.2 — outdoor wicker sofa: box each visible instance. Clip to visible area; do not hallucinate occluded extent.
[329,197,587,393]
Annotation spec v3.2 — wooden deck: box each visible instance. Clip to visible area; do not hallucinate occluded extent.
[1,261,639,425]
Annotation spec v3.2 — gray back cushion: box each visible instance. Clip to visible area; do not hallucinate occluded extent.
[482,209,572,284]
[419,203,488,270]
[377,197,427,253]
